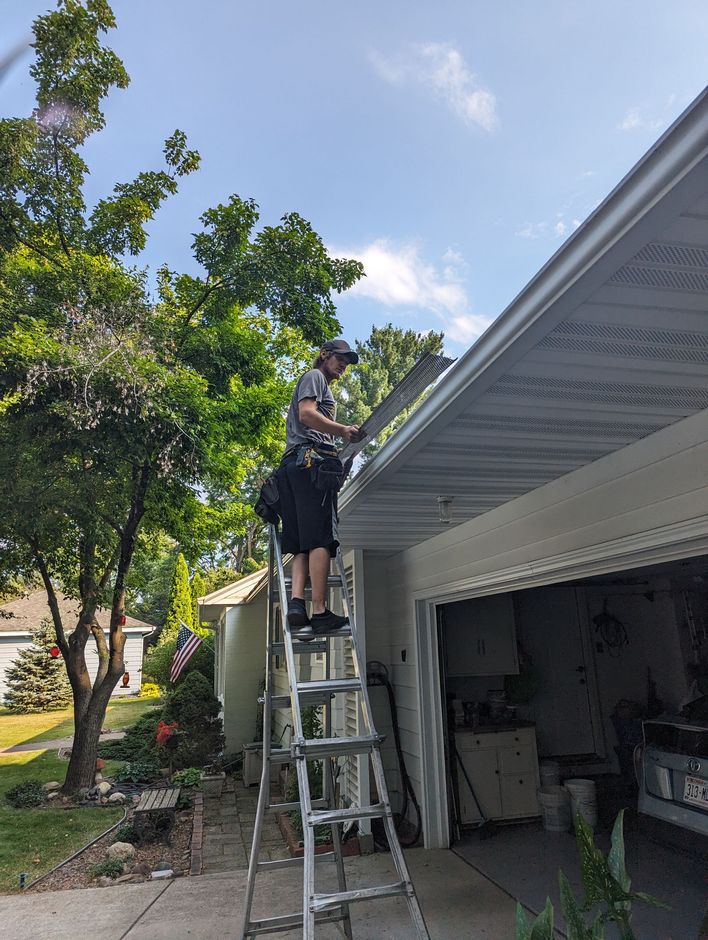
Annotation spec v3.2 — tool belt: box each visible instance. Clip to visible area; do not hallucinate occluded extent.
[295,444,344,492]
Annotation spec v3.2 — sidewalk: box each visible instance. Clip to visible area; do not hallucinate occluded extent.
[0,849,519,938]
[201,776,289,874]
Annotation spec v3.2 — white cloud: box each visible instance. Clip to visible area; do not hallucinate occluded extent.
[554,220,567,238]
[332,239,491,346]
[617,106,664,132]
[517,214,582,241]
[515,221,548,239]
[370,42,498,131]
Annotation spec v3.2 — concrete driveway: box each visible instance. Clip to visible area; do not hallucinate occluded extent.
[0,848,518,939]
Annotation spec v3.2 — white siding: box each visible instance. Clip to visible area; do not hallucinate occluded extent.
[221,597,268,754]
[0,636,33,700]
[358,407,708,844]
[1,631,148,701]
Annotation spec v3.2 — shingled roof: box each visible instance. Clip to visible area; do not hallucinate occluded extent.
[0,590,155,634]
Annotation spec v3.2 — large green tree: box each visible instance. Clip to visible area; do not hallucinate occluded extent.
[0,1,361,791]
[3,618,73,713]
[335,324,445,459]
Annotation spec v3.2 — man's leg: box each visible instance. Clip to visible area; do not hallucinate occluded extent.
[291,552,309,599]
[308,547,331,616]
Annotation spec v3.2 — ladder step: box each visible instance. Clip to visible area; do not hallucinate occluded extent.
[282,575,343,589]
[245,908,346,935]
[272,640,327,656]
[256,851,335,872]
[308,802,388,825]
[268,747,293,764]
[268,797,328,814]
[312,881,411,913]
[299,734,380,759]
[297,678,362,696]
[270,691,332,709]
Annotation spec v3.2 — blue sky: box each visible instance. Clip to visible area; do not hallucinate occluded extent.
[2,1,707,355]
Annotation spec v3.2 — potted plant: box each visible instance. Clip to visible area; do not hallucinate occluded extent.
[200,755,226,797]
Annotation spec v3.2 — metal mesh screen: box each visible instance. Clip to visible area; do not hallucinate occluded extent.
[339,352,454,461]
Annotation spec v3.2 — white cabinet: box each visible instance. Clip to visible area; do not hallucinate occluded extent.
[456,728,540,824]
[443,594,518,676]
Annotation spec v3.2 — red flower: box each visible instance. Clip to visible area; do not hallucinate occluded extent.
[156,720,179,746]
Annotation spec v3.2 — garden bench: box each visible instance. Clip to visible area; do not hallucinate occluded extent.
[133,786,181,843]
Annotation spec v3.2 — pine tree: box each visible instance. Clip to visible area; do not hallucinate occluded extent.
[4,618,72,713]
[160,553,193,644]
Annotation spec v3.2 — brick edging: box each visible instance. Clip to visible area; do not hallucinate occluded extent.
[190,791,204,876]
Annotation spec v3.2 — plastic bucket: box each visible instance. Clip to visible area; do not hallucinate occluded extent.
[564,778,597,829]
[539,760,560,788]
[537,786,571,832]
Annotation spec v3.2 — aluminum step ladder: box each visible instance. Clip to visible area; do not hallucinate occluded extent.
[241,524,430,938]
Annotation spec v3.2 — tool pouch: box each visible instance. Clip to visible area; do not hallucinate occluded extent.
[254,474,280,524]
[314,455,345,492]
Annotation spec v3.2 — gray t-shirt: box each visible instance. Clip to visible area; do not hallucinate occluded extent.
[285,369,337,451]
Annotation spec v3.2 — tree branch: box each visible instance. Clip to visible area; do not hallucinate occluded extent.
[0,208,62,267]
[28,536,69,659]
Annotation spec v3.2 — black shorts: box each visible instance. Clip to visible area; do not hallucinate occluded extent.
[276,453,339,557]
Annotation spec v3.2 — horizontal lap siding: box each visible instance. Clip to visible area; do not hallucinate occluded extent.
[371,409,708,834]
[222,599,268,754]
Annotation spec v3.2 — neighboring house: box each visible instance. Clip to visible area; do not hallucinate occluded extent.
[0,590,155,701]
[207,89,708,852]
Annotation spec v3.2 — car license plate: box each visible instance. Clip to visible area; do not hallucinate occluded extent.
[683,775,708,809]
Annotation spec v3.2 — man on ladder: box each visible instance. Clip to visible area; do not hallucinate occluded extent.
[276,338,365,639]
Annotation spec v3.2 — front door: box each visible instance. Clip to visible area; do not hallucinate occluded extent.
[514,585,602,757]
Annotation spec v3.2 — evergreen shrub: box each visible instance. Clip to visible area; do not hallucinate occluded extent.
[162,671,223,769]
[3,618,72,712]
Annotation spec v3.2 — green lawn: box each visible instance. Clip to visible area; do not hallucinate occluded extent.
[0,803,123,892]
[0,698,160,893]
[0,696,161,751]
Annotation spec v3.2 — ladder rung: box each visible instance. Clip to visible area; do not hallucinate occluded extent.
[297,678,362,696]
[272,640,327,656]
[312,881,411,913]
[299,735,380,759]
[256,851,335,871]
[270,692,332,709]
[282,575,343,589]
[308,802,388,825]
[245,908,346,935]
[268,748,293,763]
[268,797,328,814]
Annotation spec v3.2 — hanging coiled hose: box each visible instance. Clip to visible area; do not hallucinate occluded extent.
[366,660,422,848]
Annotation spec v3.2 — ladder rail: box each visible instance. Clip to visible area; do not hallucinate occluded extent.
[242,524,430,939]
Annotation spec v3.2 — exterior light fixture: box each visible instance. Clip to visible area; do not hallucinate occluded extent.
[437,495,453,524]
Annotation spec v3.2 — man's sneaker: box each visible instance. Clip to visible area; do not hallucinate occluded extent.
[311,609,350,635]
[287,597,310,627]
[290,624,315,642]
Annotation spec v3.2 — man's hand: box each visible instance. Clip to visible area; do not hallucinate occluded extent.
[341,425,365,443]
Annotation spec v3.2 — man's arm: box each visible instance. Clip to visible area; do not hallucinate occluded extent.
[299,398,365,444]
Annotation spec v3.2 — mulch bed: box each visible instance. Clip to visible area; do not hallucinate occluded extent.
[27,802,194,893]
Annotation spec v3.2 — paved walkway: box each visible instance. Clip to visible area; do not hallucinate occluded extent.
[1,731,125,754]
[1,849,519,938]
[201,776,290,873]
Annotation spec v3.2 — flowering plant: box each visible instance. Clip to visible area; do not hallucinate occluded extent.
[156,719,179,747]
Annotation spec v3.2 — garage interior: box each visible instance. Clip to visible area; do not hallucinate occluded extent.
[438,552,708,939]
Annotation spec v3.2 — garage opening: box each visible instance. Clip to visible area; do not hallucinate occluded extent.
[436,552,708,939]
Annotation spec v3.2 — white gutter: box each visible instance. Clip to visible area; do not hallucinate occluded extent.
[339,86,708,515]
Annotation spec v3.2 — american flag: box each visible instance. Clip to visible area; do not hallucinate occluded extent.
[170,622,203,683]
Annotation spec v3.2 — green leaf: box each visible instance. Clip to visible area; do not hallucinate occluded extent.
[529,898,555,940]
[559,870,592,940]
[632,891,671,911]
[515,903,531,940]
[607,808,631,892]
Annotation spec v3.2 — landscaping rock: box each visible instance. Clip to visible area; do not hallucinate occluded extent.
[95,773,103,783]
[116,873,141,884]
[108,792,127,804]
[43,781,62,792]
[107,842,136,861]
[150,868,174,879]
[97,781,112,795]
[78,787,90,799]
[57,747,72,760]
[98,876,115,887]
[46,791,61,800]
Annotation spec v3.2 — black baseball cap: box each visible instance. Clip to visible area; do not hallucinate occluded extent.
[322,339,359,364]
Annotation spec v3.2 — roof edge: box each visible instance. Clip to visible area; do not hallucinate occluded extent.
[339,87,708,514]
